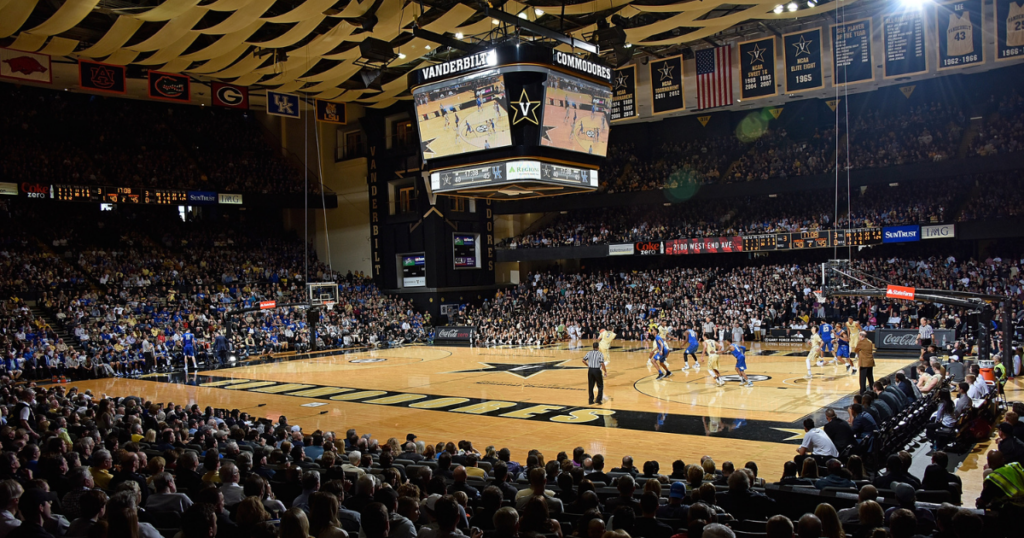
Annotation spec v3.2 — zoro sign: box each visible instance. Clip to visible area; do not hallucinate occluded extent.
[259,301,276,310]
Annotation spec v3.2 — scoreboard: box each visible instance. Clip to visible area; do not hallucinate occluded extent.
[743,229,882,252]
[39,185,214,205]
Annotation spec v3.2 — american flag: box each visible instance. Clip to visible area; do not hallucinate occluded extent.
[696,46,733,110]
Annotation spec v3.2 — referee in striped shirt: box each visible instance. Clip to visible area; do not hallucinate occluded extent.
[583,342,608,405]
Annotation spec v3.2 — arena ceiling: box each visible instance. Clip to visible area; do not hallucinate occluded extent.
[0,0,858,108]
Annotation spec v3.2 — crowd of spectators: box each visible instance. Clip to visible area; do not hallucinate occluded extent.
[452,254,1023,347]
[0,85,316,194]
[971,91,1024,157]
[726,128,836,183]
[0,372,1012,538]
[501,177,973,249]
[842,102,967,170]
[0,202,427,382]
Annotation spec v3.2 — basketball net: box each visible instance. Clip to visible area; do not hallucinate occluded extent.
[324,302,335,311]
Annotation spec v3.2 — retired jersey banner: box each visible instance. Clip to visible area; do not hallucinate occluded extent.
[79,60,126,94]
[610,65,637,121]
[212,82,249,109]
[0,48,51,83]
[936,0,983,69]
[315,99,347,124]
[267,91,300,118]
[831,19,874,85]
[783,29,824,93]
[996,0,1024,61]
[665,236,743,255]
[147,71,190,102]
[882,10,928,78]
[649,55,684,114]
[738,37,777,100]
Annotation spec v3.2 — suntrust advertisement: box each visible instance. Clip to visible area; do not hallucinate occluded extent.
[882,225,920,243]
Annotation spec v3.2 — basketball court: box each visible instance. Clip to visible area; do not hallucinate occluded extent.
[67,340,920,475]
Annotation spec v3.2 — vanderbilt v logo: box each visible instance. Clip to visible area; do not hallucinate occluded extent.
[511,88,540,125]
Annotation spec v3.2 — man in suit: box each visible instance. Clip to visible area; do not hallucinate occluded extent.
[848,403,878,455]
[854,332,875,394]
[823,408,855,455]
[399,442,423,463]
[213,332,229,365]
[611,456,639,477]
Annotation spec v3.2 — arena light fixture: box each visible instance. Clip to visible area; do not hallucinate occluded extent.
[787,2,798,11]
[774,5,784,14]
[455,32,464,39]
[535,8,544,16]
[518,11,528,20]
[492,18,499,25]
[624,42,632,48]
[398,52,406,59]
[807,0,816,6]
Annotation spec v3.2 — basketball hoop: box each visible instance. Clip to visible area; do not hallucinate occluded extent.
[813,290,826,303]
[324,302,335,312]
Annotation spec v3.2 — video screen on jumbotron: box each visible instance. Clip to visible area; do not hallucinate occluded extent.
[413,71,512,160]
[540,71,612,157]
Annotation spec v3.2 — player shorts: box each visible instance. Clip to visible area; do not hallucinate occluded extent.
[707,354,720,371]
[807,348,821,361]
[183,345,194,356]
[654,353,666,363]
[836,345,850,359]
[686,344,699,354]
[735,359,747,372]
[821,339,832,351]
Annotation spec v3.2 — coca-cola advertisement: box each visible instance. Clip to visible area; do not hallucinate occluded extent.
[875,329,955,350]
[435,326,476,344]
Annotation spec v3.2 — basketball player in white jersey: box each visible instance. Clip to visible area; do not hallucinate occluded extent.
[598,327,616,366]
[806,326,823,379]
[1009,2,1024,47]
[946,11,974,56]
[703,332,725,386]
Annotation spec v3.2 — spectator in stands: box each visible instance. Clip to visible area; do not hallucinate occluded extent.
[603,475,640,516]
[632,491,673,538]
[873,454,922,490]
[837,484,877,526]
[64,489,105,538]
[145,472,192,517]
[797,418,839,465]
[449,466,480,503]
[489,506,519,538]
[997,422,1024,464]
[778,461,813,486]
[766,515,794,538]
[656,482,689,520]
[815,459,856,490]
[108,453,147,504]
[9,487,57,538]
[823,408,854,455]
[87,451,113,492]
[885,483,936,531]
[611,456,638,477]
[796,514,822,538]
[718,470,776,521]
[515,468,561,513]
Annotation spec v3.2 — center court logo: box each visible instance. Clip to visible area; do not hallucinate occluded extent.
[720,375,771,383]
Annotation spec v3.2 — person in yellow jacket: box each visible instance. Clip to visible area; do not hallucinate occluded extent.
[598,327,616,366]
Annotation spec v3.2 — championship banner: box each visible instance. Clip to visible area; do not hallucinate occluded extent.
[995,0,1024,61]
[649,55,684,114]
[0,48,51,83]
[738,37,777,100]
[665,236,743,255]
[882,10,928,78]
[147,71,190,102]
[267,90,300,118]
[212,82,249,109]
[831,19,874,85]
[315,99,347,124]
[783,29,824,93]
[936,0,983,70]
[78,60,126,94]
[610,65,637,121]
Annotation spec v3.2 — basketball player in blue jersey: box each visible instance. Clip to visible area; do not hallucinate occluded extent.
[681,324,701,370]
[723,337,752,386]
[182,329,197,371]
[649,328,673,380]
[465,121,472,136]
[817,321,835,366]
[834,327,856,374]
[476,96,482,112]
